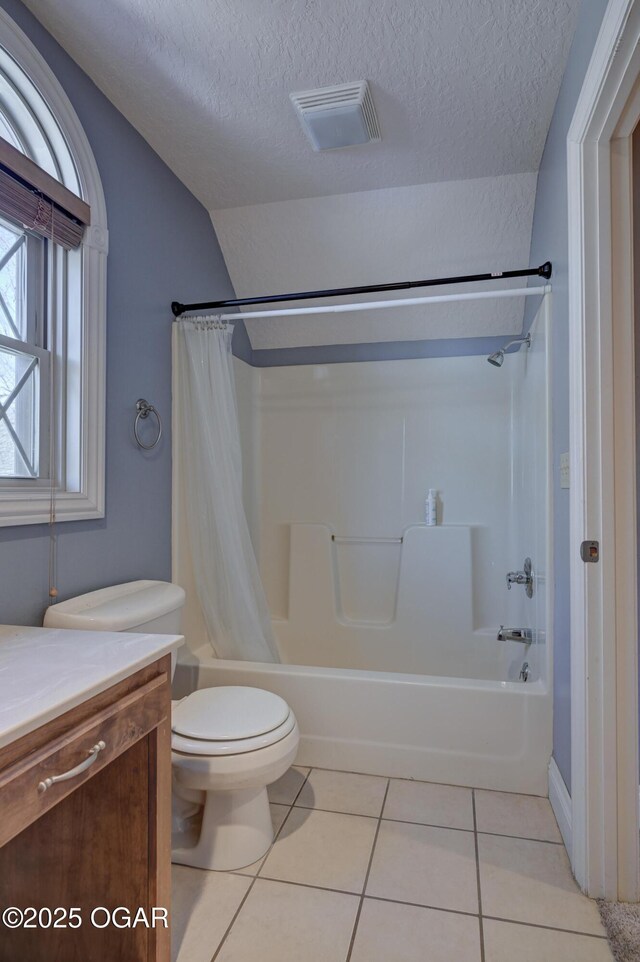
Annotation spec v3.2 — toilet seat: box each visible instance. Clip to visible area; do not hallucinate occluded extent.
[171,686,295,756]
[172,713,296,756]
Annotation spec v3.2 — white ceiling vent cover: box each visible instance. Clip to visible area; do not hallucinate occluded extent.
[290,81,381,151]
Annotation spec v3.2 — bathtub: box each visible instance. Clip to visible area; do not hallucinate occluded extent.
[174,643,552,797]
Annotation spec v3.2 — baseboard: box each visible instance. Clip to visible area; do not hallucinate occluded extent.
[548,757,572,853]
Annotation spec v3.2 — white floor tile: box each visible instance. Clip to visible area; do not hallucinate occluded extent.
[350,898,481,962]
[215,878,359,962]
[296,768,388,816]
[483,919,614,961]
[366,820,479,914]
[172,770,609,962]
[270,801,291,835]
[171,866,250,962]
[260,807,377,893]
[478,834,606,935]
[268,766,309,805]
[384,779,474,831]
[475,790,562,842]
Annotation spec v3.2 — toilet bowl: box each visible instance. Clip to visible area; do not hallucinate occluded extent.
[43,581,300,871]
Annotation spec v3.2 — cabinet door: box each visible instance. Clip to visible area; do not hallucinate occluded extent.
[0,730,171,962]
[0,659,171,962]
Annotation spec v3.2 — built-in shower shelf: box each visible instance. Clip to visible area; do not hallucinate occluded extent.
[276,523,476,675]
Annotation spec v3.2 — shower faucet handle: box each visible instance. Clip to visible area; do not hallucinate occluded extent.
[506,572,527,588]
[506,558,534,598]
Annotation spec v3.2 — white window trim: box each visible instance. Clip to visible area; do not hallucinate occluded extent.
[0,8,107,526]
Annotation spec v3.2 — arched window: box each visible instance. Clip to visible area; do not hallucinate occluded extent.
[0,9,107,524]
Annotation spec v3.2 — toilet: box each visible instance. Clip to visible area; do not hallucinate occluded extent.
[43,580,300,871]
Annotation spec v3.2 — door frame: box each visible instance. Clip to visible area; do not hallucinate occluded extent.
[568,0,640,900]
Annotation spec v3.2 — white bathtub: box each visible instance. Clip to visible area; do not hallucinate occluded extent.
[174,645,552,796]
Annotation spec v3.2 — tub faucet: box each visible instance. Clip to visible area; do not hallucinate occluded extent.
[497,626,533,644]
[506,557,534,598]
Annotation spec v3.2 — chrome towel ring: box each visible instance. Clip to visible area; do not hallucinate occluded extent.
[134,398,162,450]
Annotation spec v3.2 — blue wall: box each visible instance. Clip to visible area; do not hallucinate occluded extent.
[250,330,545,367]
[0,0,236,625]
[525,0,609,791]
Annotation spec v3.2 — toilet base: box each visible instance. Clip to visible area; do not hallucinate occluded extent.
[172,785,274,871]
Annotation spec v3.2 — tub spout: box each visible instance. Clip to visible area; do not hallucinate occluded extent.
[497,626,533,644]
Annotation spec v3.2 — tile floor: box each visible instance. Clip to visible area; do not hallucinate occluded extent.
[172,767,614,962]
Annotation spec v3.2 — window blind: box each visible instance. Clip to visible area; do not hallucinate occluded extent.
[0,136,90,250]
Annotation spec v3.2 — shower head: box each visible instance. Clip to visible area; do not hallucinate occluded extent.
[486,333,531,367]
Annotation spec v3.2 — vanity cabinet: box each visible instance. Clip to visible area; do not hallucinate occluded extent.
[0,654,172,962]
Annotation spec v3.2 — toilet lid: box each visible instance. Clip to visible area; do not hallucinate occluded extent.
[172,687,290,741]
[172,711,296,756]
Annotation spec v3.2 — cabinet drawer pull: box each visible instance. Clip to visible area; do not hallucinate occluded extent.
[37,740,106,794]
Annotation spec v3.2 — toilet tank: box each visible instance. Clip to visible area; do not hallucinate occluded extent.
[43,580,186,635]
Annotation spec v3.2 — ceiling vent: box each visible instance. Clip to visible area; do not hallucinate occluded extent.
[290,81,380,151]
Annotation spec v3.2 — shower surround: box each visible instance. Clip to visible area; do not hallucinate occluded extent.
[173,299,552,793]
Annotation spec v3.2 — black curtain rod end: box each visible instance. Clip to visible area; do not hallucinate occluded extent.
[172,301,184,317]
[539,261,552,279]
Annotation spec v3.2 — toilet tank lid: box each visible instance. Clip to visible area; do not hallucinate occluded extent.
[43,580,186,631]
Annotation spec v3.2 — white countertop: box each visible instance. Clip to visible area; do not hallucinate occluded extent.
[0,625,183,749]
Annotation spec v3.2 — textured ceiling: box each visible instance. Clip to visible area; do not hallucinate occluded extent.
[22,0,580,210]
[212,173,537,348]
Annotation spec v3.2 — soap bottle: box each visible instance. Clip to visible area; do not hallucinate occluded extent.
[425,489,438,526]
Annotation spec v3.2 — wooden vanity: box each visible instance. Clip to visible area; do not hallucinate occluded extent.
[0,628,181,962]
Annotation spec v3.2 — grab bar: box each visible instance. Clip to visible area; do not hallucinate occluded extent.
[332,535,403,544]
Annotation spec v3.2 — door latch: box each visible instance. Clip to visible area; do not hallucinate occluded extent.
[580,541,599,563]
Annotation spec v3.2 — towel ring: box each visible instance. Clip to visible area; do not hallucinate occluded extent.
[134,398,162,450]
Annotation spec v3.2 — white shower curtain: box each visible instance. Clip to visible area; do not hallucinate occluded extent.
[174,318,279,663]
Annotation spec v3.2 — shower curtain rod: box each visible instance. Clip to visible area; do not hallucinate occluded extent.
[193,284,551,322]
[171,261,552,318]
